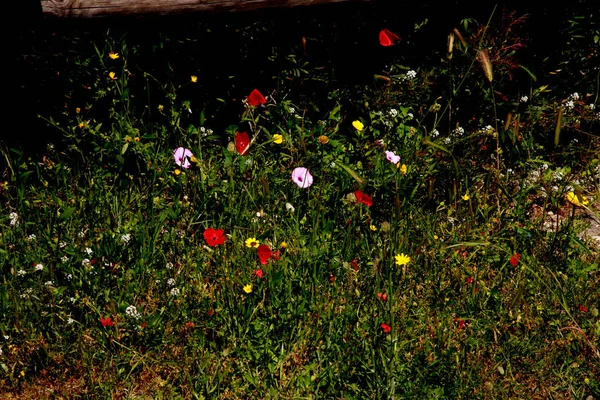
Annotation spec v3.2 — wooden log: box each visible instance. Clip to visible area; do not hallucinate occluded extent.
[41,0,374,18]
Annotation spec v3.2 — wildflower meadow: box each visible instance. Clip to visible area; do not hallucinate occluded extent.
[3,1,600,398]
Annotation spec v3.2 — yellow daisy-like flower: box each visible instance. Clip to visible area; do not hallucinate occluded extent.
[273,134,284,144]
[433,235,439,240]
[462,194,470,201]
[399,164,407,175]
[108,51,119,60]
[280,241,288,249]
[395,253,411,266]
[245,237,259,248]
[75,107,81,114]
[566,192,588,207]
[318,135,329,144]
[158,104,164,112]
[243,284,253,294]
[370,225,378,231]
[190,75,198,83]
[78,121,85,129]
[352,120,364,132]
[174,169,181,176]
[108,72,117,80]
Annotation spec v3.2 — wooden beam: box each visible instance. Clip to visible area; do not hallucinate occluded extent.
[41,0,374,18]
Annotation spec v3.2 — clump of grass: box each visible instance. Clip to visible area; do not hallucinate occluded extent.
[2,4,599,398]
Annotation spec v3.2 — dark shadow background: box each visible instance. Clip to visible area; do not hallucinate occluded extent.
[9,0,594,156]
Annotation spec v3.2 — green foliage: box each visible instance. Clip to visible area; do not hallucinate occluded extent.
[2,3,599,398]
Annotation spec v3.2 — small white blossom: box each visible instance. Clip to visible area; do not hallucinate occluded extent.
[66,274,72,280]
[67,317,75,324]
[565,100,575,110]
[28,234,37,241]
[288,107,296,114]
[44,281,53,286]
[169,287,180,297]
[245,158,253,166]
[444,137,452,144]
[9,212,19,226]
[78,230,86,238]
[330,162,336,168]
[3,335,9,340]
[588,103,594,110]
[541,164,549,171]
[81,258,91,267]
[34,263,44,272]
[507,168,514,175]
[404,70,417,81]
[454,127,465,136]
[166,262,174,270]
[120,234,131,244]
[84,247,93,256]
[125,305,141,320]
[520,96,528,103]
[69,297,76,303]
[569,92,579,101]
[432,129,440,138]
[61,255,69,263]
[388,108,398,118]
[406,113,414,120]
[167,278,176,286]
[285,202,295,212]
[59,241,67,249]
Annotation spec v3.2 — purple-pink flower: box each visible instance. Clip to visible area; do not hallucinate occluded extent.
[291,167,313,188]
[173,147,194,169]
[385,151,401,165]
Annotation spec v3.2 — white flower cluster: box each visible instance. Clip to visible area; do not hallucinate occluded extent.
[453,126,465,136]
[388,108,398,118]
[431,129,440,138]
[167,278,176,286]
[9,212,19,226]
[199,126,214,137]
[169,287,180,297]
[120,234,131,244]
[125,305,142,320]
[520,95,528,103]
[35,264,44,272]
[404,70,417,81]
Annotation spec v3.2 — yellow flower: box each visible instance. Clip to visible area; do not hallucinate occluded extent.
[566,192,588,207]
[78,121,85,129]
[433,235,439,240]
[462,194,470,201]
[75,107,81,114]
[318,135,329,144]
[273,134,284,144]
[134,137,140,142]
[395,253,411,266]
[158,104,164,112]
[280,242,288,249]
[191,75,198,83]
[174,169,181,176]
[243,284,253,294]
[352,120,364,132]
[190,155,198,164]
[109,72,117,80]
[245,237,259,248]
[399,164,407,175]
[370,225,378,231]
[109,51,119,60]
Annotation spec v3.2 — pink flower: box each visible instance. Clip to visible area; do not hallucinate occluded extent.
[173,147,194,169]
[291,167,313,188]
[385,150,401,165]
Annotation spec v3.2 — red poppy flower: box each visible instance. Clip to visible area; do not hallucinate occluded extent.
[257,244,272,265]
[354,190,373,207]
[99,317,114,327]
[510,253,520,267]
[379,29,401,46]
[377,292,388,302]
[186,321,195,328]
[381,323,391,333]
[270,250,281,261]
[254,269,264,278]
[466,277,474,284]
[235,132,250,155]
[578,305,588,313]
[247,89,267,107]
[203,228,225,247]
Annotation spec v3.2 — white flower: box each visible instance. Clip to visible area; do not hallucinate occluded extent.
[289,107,296,114]
[454,127,465,136]
[78,230,86,238]
[483,125,494,133]
[0,347,2,356]
[166,262,174,270]
[541,164,549,171]
[169,287,180,297]
[589,104,595,110]
[405,70,417,80]
[81,258,91,267]
[432,129,440,138]
[67,317,75,324]
[34,263,44,272]
[59,241,67,249]
[569,92,579,101]
[388,108,398,118]
[444,137,452,144]
[330,162,336,168]
[17,269,26,276]
[285,202,295,212]
[9,212,19,226]
[507,168,513,175]
[407,113,414,120]
[70,297,76,303]
[28,234,36,241]
[125,305,141,320]
[3,335,9,340]
[520,96,528,103]
[245,158,253,166]
[85,247,93,256]
[44,281,53,286]
[167,278,175,286]
[61,256,69,263]
[565,100,575,110]
[120,234,131,244]
[66,274,72,280]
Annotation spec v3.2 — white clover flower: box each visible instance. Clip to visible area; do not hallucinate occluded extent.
[167,278,175,286]
[120,234,131,244]
[59,241,67,249]
[507,168,514,175]
[125,305,141,320]
[520,95,528,103]
[200,127,206,134]
[405,70,417,80]
[28,234,36,241]
[81,258,91,267]
[432,129,440,138]
[454,127,465,136]
[388,108,398,118]
[170,287,180,297]
[17,269,26,276]
[166,262,174,270]
[9,212,19,226]
[330,162,336,168]
[34,264,44,272]
[84,247,93,256]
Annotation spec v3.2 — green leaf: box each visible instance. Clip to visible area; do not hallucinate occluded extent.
[59,207,76,220]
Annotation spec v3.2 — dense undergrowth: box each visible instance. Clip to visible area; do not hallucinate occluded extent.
[2,1,600,398]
